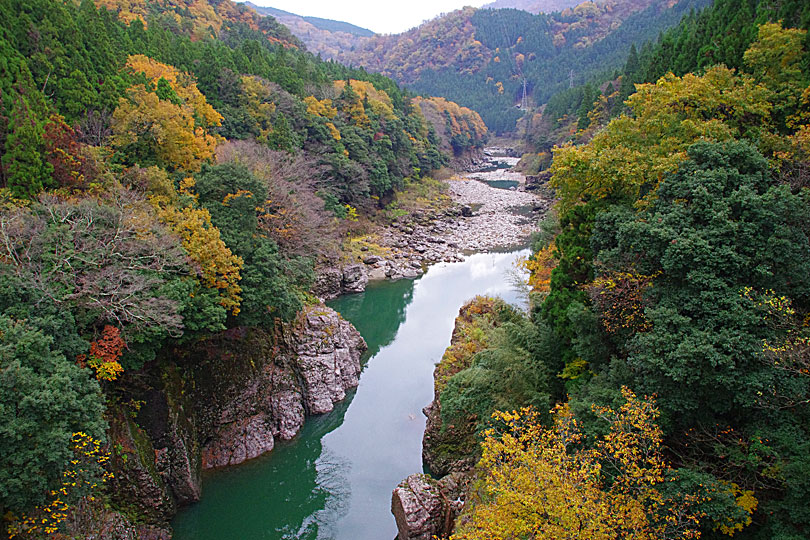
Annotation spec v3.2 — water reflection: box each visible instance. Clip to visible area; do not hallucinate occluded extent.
[172,396,353,540]
[172,250,528,540]
[332,277,415,358]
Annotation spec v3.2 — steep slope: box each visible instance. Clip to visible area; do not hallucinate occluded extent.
[243,2,374,36]
[242,1,375,59]
[94,0,301,46]
[0,0,487,535]
[483,0,587,14]
[317,0,710,133]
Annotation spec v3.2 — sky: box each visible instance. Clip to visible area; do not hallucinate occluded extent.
[244,1,491,35]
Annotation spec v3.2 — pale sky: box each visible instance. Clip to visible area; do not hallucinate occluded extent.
[245,1,490,35]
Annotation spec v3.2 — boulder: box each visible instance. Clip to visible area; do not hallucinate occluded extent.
[342,264,368,294]
[392,475,444,540]
[368,266,387,280]
[363,255,384,265]
[312,266,342,300]
[392,473,470,540]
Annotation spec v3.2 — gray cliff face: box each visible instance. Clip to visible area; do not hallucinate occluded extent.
[280,306,365,415]
[200,304,366,466]
[96,303,366,536]
[313,264,369,300]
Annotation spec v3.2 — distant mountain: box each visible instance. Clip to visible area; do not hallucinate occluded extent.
[324,0,709,133]
[243,2,374,37]
[242,2,374,58]
[482,0,583,14]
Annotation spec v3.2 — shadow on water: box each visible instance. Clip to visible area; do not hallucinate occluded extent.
[171,394,355,540]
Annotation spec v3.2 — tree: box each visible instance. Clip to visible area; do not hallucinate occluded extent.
[0,316,105,515]
[112,56,222,172]
[193,163,310,325]
[453,389,726,540]
[156,202,243,316]
[550,66,773,212]
[591,141,810,423]
[0,192,191,366]
[743,22,807,129]
[43,114,87,189]
[2,91,52,199]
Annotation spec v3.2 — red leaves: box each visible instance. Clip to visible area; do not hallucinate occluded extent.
[78,325,126,382]
[89,325,125,366]
[43,114,87,189]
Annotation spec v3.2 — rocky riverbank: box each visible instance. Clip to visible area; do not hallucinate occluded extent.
[64,304,366,538]
[392,298,507,540]
[315,157,551,300]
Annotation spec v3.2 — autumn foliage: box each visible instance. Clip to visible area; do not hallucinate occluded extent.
[453,389,713,540]
[78,326,126,382]
[112,56,222,172]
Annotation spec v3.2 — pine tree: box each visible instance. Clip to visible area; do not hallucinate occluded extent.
[2,91,52,199]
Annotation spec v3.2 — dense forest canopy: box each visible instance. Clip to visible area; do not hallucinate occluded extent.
[0,0,486,534]
[308,0,711,133]
[2,0,810,538]
[435,1,810,538]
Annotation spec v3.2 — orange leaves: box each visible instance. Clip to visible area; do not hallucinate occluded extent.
[82,326,125,382]
[588,271,657,334]
[413,96,488,142]
[521,243,557,294]
[112,56,222,172]
[157,205,243,314]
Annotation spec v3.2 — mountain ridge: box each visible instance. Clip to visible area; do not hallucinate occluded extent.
[242,1,375,37]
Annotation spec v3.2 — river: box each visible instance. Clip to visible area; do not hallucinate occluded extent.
[172,248,529,539]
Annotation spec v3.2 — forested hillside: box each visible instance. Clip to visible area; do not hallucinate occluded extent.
[483,0,583,13]
[0,0,486,535]
[318,0,709,133]
[431,1,810,538]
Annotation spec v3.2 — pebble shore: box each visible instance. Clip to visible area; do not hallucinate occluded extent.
[359,158,552,281]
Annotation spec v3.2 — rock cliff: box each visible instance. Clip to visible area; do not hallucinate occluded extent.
[391,473,469,540]
[94,303,366,536]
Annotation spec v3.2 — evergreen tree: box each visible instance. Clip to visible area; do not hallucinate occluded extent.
[2,91,52,199]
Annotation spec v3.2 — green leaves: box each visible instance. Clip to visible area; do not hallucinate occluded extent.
[0,315,105,513]
[593,141,810,422]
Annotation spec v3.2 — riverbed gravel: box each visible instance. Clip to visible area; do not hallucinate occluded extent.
[357,155,553,281]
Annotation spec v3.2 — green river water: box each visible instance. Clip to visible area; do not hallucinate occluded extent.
[172,249,529,539]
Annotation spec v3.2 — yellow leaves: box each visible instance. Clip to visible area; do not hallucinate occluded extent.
[112,56,222,172]
[6,433,111,539]
[550,66,773,212]
[304,96,338,119]
[520,242,556,294]
[454,389,705,540]
[156,205,243,314]
[589,271,657,334]
[716,483,758,536]
[326,122,342,141]
[336,79,397,120]
[413,96,488,141]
